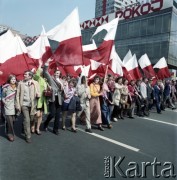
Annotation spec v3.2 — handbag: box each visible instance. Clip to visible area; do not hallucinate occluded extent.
[43,87,53,97]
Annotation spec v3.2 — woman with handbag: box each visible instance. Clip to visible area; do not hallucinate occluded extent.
[33,60,49,135]
[62,79,78,132]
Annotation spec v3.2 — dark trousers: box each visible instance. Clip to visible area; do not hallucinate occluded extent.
[112,105,123,119]
[44,98,61,131]
[6,115,15,137]
[101,103,111,125]
[155,100,161,113]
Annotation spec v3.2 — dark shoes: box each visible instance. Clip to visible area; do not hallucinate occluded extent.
[53,130,59,135]
[85,129,92,133]
[98,126,104,131]
[129,116,134,119]
[26,138,32,143]
[43,124,48,132]
[138,114,144,117]
[71,128,77,133]
[107,124,113,129]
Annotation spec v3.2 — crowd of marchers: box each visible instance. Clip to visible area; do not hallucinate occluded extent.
[0,58,176,143]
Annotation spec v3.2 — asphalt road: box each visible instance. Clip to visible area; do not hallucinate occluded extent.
[0,107,177,180]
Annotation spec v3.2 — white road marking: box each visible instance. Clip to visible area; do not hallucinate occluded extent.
[141,117,177,127]
[78,128,140,152]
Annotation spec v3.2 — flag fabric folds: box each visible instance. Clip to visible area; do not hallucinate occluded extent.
[47,8,83,66]
[83,17,119,66]
[124,54,142,81]
[0,33,37,85]
[27,26,52,64]
[153,57,171,79]
[138,54,155,78]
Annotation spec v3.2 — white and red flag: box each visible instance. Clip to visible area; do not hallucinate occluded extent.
[153,57,171,79]
[122,50,132,66]
[124,54,142,81]
[27,26,52,64]
[110,45,123,76]
[83,17,119,65]
[47,8,83,66]
[138,53,155,78]
[0,34,37,85]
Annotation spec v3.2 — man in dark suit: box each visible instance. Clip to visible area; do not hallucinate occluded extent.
[43,58,63,135]
[163,80,176,110]
[154,80,162,114]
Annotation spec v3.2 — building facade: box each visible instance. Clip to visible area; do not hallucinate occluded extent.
[95,0,140,17]
[0,25,27,39]
[81,0,177,69]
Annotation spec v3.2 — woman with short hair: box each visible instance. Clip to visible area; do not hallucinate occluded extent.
[76,76,92,133]
[33,60,49,135]
[62,79,78,132]
[2,75,17,141]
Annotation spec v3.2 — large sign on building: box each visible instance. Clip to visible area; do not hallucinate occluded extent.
[81,0,173,30]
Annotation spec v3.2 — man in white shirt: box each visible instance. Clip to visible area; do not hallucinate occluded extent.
[140,77,149,116]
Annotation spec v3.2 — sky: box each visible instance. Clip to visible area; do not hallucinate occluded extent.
[0,0,95,36]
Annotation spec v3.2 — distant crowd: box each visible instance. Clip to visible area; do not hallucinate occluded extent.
[0,58,177,143]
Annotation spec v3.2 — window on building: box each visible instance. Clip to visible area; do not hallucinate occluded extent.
[154,16,162,34]
[162,13,171,33]
[140,19,147,36]
[147,18,155,35]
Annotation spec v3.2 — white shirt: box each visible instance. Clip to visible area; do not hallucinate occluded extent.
[140,82,147,99]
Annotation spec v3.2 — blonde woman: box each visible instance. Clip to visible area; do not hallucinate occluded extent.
[33,60,49,135]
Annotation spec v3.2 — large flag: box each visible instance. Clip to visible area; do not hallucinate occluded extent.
[0,34,37,85]
[124,54,142,81]
[83,17,119,65]
[0,30,15,65]
[27,26,52,64]
[153,57,171,79]
[82,41,97,66]
[138,54,155,78]
[47,8,83,66]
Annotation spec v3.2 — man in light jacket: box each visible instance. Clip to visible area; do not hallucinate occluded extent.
[15,71,40,143]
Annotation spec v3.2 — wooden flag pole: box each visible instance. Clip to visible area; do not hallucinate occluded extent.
[103,65,109,84]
